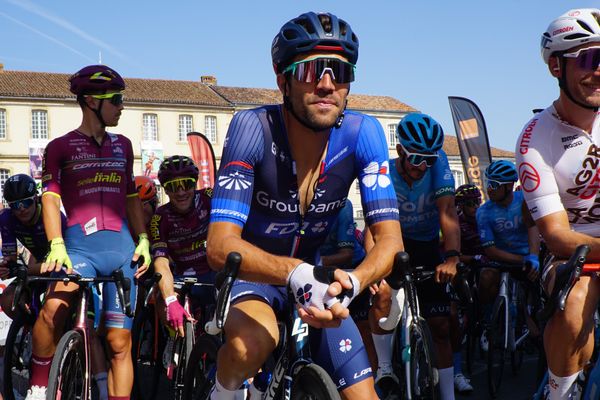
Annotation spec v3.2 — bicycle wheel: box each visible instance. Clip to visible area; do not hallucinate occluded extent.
[488,297,507,398]
[290,363,341,400]
[132,304,164,400]
[3,316,33,400]
[183,335,220,400]
[172,320,195,400]
[46,330,86,400]
[511,289,527,375]
[409,318,438,400]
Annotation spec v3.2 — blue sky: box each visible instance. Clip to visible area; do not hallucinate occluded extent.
[0,0,596,152]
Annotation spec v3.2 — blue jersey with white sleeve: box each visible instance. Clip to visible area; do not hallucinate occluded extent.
[476,190,529,256]
[389,150,455,241]
[210,105,398,264]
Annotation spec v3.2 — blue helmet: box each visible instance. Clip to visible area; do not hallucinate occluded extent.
[485,160,518,183]
[271,12,359,73]
[395,113,444,153]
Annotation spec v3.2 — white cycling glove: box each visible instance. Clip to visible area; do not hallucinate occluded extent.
[287,263,360,310]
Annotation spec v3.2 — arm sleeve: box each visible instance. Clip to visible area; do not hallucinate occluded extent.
[150,213,169,259]
[516,143,562,221]
[0,212,17,257]
[476,206,495,248]
[432,151,456,198]
[356,115,400,226]
[210,110,263,226]
[41,139,62,196]
[124,138,137,197]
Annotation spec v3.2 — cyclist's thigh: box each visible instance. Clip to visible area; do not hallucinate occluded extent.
[227,280,284,348]
[312,316,372,391]
[102,260,137,330]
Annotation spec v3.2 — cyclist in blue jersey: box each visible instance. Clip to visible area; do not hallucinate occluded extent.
[206,12,402,400]
[27,65,151,400]
[365,112,461,400]
[476,161,540,353]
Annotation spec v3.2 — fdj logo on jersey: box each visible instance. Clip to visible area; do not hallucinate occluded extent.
[265,221,328,235]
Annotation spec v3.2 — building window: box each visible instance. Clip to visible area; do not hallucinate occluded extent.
[356,209,364,219]
[388,124,398,148]
[452,169,465,186]
[178,114,193,142]
[143,113,158,141]
[205,116,217,144]
[355,180,360,194]
[31,110,48,139]
[0,109,5,139]
[0,168,10,206]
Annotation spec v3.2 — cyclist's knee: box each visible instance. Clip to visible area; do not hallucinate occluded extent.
[105,328,132,357]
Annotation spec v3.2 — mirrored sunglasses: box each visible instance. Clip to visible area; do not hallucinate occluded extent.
[487,179,507,190]
[91,92,124,106]
[562,46,600,72]
[282,57,356,84]
[163,178,196,193]
[8,196,35,210]
[400,143,439,167]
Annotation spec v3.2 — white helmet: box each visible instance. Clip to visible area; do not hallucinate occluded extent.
[541,8,600,64]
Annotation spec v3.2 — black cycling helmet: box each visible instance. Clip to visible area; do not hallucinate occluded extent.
[271,12,359,73]
[158,155,199,185]
[485,160,518,183]
[3,174,37,202]
[455,184,482,204]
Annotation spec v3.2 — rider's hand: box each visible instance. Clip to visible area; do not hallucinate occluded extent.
[325,269,360,308]
[165,295,191,336]
[435,259,457,283]
[133,233,151,279]
[523,253,540,282]
[42,238,72,274]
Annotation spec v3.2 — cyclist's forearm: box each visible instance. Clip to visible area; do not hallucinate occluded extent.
[41,193,63,240]
[353,222,403,289]
[126,195,147,238]
[321,248,353,268]
[207,223,300,285]
[483,246,523,265]
[154,257,176,299]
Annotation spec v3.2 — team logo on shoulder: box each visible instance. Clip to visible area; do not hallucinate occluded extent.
[361,161,391,190]
[218,171,251,191]
[518,163,540,193]
[296,284,312,305]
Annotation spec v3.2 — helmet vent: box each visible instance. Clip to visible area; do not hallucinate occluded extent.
[296,18,316,35]
[565,33,591,40]
[577,20,594,34]
[283,29,299,40]
[318,14,333,34]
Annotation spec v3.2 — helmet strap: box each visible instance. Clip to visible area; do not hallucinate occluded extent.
[83,95,108,128]
[557,58,600,112]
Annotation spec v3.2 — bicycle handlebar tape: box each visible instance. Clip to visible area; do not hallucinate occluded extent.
[215,252,242,329]
[387,252,410,291]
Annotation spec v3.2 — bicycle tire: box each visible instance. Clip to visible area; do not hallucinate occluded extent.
[183,334,220,400]
[173,320,195,400]
[46,330,86,400]
[3,316,33,400]
[511,288,527,375]
[409,318,438,400]
[290,363,341,400]
[488,296,507,398]
[131,304,164,400]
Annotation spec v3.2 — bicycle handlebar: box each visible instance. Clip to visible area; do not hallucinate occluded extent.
[205,252,241,334]
[140,273,162,308]
[10,264,134,317]
[537,244,591,321]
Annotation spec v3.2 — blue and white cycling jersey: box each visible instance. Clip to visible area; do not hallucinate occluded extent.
[476,190,529,256]
[389,150,455,241]
[210,105,399,264]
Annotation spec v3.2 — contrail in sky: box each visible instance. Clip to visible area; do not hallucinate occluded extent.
[0,11,95,62]
[5,0,130,62]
